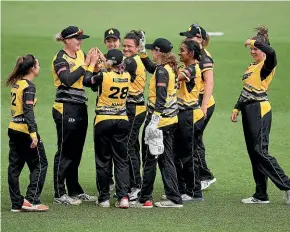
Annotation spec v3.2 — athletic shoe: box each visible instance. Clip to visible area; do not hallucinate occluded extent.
[201,178,216,190]
[11,209,22,212]
[181,194,194,202]
[129,188,140,201]
[73,193,98,202]
[54,194,82,205]
[284,190,290,205]
[155,200,183,208]
[96,200,110,208]
[241,197,270,204]
[130,200,153,208]
[161,194,167,200]
[22,199,49,212]
[115,197,129,209]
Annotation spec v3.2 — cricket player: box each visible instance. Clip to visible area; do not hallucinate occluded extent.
[6,54,48,212]
[52,26,97,205]
[231,26,290,204]
[83,49,131,208]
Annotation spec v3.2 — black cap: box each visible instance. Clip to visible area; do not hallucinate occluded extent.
[61,26,90,40]
[104,28,120,40]
[145,38,173,53]
[180,24,207,40]
[106,49,123,65]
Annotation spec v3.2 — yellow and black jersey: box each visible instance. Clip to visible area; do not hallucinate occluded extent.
[52,49,89,104]
[83,69,131,117]
[8,79,38,138]
[124,54,147,104]
[178,63,202,111]
[148,65,178,118]
[234,40,277,111]
[199,48,215,107]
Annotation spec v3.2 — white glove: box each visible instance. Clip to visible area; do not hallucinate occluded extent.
[148,130,164,156]
[138,30,146,53]
[145,114,161,143]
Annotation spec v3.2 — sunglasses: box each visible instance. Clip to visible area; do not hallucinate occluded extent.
[64,29,83,39]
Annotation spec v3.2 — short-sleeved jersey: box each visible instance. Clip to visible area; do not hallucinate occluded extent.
[199,48,215,107]
[177,63,202,110]
[96,71,131,116]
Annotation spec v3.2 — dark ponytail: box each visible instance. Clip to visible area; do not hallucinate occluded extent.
[124,30,143,46]
[182,40,201,61]
[252,25,270,45]
[6,54,36,87]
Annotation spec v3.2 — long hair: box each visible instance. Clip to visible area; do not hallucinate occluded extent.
[55,33,64,42]
[182,40,201,61]
[202,33,210,49]
[124,30,143,46]
[159,52,179,76]
[104,60,125,74]
[6,54,36,87]
[252,25,270,45]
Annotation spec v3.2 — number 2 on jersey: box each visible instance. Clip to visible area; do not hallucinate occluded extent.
[108,87,129,99]
[11,92,16,106]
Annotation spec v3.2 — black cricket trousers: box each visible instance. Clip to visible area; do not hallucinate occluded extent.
[53,102,88,198]
[126,103,146,189]
[94,117,130,202]
[8,129,48,210]
[174,109,202,198]
[241,101,290,201]
[139,116,182,204]
[196,94,215,181]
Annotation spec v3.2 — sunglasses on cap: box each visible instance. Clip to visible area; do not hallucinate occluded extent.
[64,29,83,39]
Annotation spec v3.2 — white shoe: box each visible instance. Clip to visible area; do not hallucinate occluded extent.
[284,190,290,205]
[241,197,270,204]
[54,194,82,205]
[115,197,129,209]
[155,200,183,208]
[96,200,110,208]
[129,188,141,201]
[181,194,194,202]
[201,178,216,190]
[11,209,22,212]
[73,193,98,202]
[181,194,204,202]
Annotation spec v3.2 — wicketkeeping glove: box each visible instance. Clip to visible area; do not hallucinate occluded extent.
[147,131,164,156]
[138,30,146,53]
[145,113,161,143]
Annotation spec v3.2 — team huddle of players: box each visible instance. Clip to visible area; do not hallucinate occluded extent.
[6,23,290,212]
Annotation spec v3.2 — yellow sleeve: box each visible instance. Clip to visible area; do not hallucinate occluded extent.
[30,132,37,139]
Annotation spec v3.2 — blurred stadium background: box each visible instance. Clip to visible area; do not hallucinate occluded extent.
[1,1,290,232]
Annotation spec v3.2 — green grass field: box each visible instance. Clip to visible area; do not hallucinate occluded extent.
[1,1,290,232]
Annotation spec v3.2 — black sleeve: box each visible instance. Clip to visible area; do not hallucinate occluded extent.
[23,85,37,134]
[253,41,277,80]
[140,56,158,74]
[155,67,169,114]
[53,57,86,87]
[180,64,197,82]
[83,71,104,87]
[124,57,137,83]
[234,93,243,111]
[199,53,214,73]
